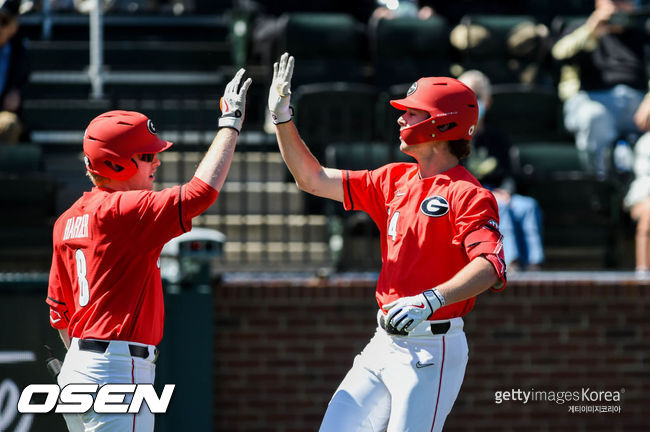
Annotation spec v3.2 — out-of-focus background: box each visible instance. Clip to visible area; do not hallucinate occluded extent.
[0,0,649,430]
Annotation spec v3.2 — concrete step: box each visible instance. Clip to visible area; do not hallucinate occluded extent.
[21,13,230,42]
[157,151,288,183]
[158,181,305,215]
[44,152,302,215]
[194,214,329,243]
[30,40,230,72]
[31,129,271,147]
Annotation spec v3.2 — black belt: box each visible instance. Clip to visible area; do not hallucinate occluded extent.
[379,315,451,336]
[78,339,156,360]
[430,322,452,334]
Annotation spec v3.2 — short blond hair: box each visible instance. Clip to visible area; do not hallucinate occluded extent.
[86,170,111,187]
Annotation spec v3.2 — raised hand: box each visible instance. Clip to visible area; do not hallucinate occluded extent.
[268,52,295,125]
[218,68,252,133]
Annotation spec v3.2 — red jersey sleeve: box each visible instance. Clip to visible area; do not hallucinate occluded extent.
[181,176,219,223]
[47,245,73,330]
[341,169,388,227]
[452,187,507,290]
[114,176,218,249]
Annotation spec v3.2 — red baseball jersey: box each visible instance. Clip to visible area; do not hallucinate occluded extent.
[47,177,218,346]
[343,163,506,319]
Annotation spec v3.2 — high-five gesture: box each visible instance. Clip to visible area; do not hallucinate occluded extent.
[268,52,294,125]
[219,68,252,133]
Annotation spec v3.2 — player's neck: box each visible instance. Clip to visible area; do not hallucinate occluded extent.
[413,143,459,178]
[97,180,134,191]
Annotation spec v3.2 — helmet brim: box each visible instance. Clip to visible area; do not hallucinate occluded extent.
[139,138,174,154]
[390,96,431,112]
[389,98,409,111]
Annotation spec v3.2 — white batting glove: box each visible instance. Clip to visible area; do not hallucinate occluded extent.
[382,289,445,333]
[268,52,294,125]
[219,68,252,133]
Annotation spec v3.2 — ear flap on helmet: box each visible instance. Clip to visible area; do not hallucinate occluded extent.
[85,150,138,181]
[98,155,138,181]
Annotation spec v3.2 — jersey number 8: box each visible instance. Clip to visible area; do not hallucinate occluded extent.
[75,249,90,307]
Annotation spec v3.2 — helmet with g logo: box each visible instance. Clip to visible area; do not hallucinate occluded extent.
[390,77,478,145]
[83,110,173,181]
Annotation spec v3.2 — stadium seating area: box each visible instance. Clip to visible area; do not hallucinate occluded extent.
[1,0,642,273]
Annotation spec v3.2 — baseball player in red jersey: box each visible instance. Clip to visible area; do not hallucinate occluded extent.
[268,53,506,431]
[46,69,251,432]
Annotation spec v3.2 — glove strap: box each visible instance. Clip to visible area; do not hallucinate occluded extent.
[218,114,243,133]
[271,106,294,125]
[423,288,446,310]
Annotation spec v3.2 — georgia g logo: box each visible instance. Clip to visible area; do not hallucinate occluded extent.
[147,119,157,134]
[407,81,418,96]
[420,196,449,217]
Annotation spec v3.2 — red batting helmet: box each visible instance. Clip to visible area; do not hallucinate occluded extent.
[83,110,173,181]
[390,77,478,145]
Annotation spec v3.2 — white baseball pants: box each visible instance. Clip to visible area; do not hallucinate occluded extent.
[319,315,468,432]
[57,338,157,432]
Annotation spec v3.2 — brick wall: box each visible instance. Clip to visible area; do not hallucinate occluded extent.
[213,276,650,432]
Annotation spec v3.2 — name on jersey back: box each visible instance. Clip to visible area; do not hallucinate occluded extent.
[63,214,89,241]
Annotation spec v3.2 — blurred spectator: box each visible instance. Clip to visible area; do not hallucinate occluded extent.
[623,132,650,274]
[0,0,29,143]
[450,17,550,84]
[551,0,650,176]
[459,69,545,271]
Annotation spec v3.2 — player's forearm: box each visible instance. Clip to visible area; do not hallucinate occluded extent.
[275,121,345,202]
[58,329,71,350]
[383,257,498,333]
[268,53,344,201]
[436,256,498,305]
[194,127,238,191]
[275,121,324,190]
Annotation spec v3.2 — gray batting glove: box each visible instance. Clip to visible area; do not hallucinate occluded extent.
[268,52,294,125]
[382,289,445,333]
[219,68,252,133]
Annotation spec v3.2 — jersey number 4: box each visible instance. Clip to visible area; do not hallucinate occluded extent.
[75,249,90,307]
[388,211,400,241]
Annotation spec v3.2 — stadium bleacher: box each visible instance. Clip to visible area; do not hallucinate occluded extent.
[2,6,648,432]
[2,2,641,273]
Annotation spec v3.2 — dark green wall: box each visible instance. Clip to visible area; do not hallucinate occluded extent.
[0,283,213,432]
